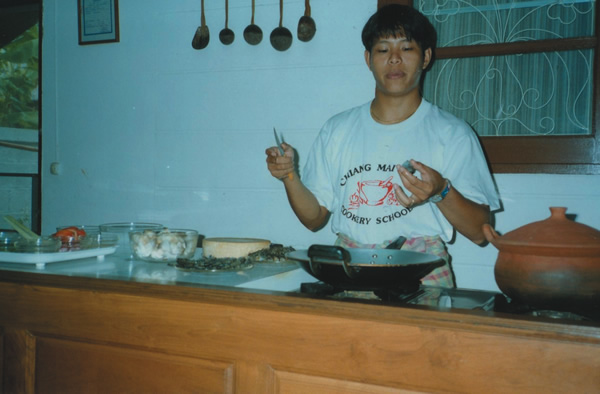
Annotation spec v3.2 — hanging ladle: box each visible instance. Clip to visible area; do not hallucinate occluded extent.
[297,0,316,42]
[270,0,292,51]
[243,0,263,45]
[219,0,235,45]
[192,0,210,49]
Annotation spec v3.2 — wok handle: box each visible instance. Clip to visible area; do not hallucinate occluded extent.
[308,245,357,279]
[385,236,407,250]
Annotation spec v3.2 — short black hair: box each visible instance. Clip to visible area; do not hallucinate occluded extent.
[361,4,437,56]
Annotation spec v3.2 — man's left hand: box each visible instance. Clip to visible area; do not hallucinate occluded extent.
[393,159,445,207]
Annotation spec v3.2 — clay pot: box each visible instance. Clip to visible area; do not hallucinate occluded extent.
[483,207,600,315]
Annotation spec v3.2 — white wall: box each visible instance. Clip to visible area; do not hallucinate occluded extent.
[41,0,600,291]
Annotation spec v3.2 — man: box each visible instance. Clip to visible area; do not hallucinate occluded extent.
[266,4,500,287]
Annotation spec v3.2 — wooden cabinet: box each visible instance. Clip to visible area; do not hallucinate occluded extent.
[1,270,599,393]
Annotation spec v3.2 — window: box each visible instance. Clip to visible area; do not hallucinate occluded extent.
[0,0,41,233]
[378,0,599,174]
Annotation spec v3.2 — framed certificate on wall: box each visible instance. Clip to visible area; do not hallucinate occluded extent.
[78,0,120,44]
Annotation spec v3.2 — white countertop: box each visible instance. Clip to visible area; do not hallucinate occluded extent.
[0,249,317,292]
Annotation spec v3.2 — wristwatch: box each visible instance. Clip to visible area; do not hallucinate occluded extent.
[429,179,451,203]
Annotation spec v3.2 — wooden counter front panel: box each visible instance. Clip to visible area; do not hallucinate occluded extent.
[273,370,424,393]
[1,278,600,393]
[34,336,234,393]
[2,328,35,394]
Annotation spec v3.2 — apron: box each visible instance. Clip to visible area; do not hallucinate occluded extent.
[335,233,455,288]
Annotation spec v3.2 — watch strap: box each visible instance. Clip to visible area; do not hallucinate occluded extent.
[429,179,451,203]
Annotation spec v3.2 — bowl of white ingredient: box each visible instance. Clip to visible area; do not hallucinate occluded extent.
[129,228,199,262]
[99,222,163,259]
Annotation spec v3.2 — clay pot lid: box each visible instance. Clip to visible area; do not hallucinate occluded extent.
[488,207,600,255]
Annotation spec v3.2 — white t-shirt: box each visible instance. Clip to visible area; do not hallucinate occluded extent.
[302,99,501,244]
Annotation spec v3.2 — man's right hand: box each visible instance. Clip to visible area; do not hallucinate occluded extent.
[266,142,295,180]
[264,143,329,231]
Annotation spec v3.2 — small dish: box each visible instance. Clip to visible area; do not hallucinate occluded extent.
[14,236,62,253]
[0,231,20,252]
[53,226,96,251]
[56,225,100,235]
[80,233,119,249]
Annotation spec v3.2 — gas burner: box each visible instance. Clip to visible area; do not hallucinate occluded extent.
[493,294,597,322]
[300,281,340,296]
[299,282,424,302]
[298,285,598,322]
[530,309,590,321]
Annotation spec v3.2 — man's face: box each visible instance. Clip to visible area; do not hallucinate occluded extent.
[365,35,432,99]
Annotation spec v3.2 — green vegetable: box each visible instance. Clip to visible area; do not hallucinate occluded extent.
[3,215,39,241]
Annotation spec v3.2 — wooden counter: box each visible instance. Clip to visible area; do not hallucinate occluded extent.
[1,269,599,393]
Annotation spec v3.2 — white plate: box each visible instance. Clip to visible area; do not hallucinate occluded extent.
[0,247,118,269]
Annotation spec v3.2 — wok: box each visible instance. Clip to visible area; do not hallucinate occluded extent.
[286,245,444,291]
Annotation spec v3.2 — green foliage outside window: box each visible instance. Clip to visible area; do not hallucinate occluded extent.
[0,24,39,130]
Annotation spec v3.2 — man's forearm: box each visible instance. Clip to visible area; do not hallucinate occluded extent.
[282,176,329,231]
[437,187,490,245]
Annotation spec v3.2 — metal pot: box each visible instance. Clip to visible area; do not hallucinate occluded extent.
[483,207,600,315]
[286,245,443,291]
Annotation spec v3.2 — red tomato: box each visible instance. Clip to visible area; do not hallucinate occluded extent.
[53,227,87,241]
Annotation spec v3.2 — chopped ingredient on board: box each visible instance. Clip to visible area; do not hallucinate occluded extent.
[172,244,295,272]
[248,244,295,261]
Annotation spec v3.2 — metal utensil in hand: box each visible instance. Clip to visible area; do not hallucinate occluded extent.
[273,127,293,180]
[401,160,416,174]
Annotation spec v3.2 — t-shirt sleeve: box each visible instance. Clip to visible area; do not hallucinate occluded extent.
[302,123,335,211]
[440,124,501,211]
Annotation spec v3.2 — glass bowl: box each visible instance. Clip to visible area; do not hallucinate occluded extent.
[99,222,163,259]
[129,228,198,262]
[52,226,92,252]
[0,231,20,252]
[80,233,119,249]
[54,235,84,251]
[56,225,100,236]
[14,236,62,253]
